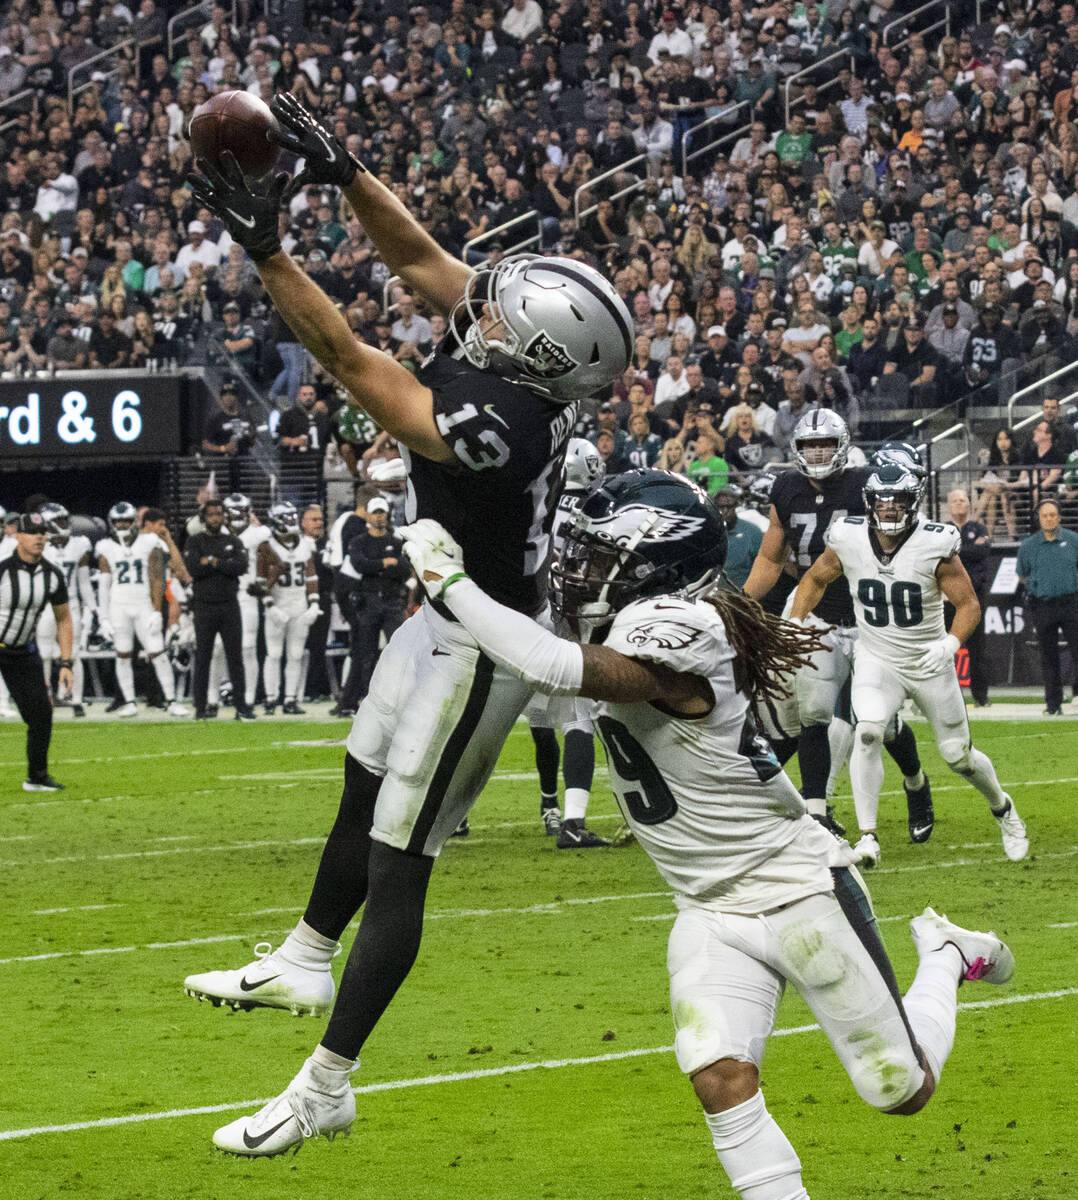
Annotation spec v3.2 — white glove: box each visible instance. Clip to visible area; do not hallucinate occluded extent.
[917,633,960,676]
[265,603,289,630]
[78,619,91,652]
[398,520,467,602]
[301,602,322,627]
[98,617,114,643]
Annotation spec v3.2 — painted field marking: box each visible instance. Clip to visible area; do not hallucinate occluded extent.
[0,836,324,869]
[2,988,1075,1142]
[31,904,122,916]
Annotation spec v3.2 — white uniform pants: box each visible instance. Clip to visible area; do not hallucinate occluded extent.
[851,653,969,762]
[210,598,261,706]
[668,885,925,1111]
[37,604,84,704]
[524,691,594,734]
[795,623,857,727]
[110,602,165,656]
[263,605,309,702]
[346,602,536,857]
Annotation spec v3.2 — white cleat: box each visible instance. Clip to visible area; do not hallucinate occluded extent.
[117,701,138,718]
[910,906,1014,985]
[213,1057,356,1157]
[183,941,336,1016]
[167,701,190,717]
[853,832,880,868]
[0,702,16,719]
[993,797,1028,861]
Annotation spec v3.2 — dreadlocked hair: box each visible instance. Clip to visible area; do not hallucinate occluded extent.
[702,585,832,705]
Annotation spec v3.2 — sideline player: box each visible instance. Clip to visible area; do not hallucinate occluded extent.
[97,502,187,717]
[742,411,927,834]
[37,503,95,717]
[791,462,1029,866]
[257,501,320,715]
[182,88,633,1155]
[526,438,607,847]
[207,493,269,714]
[395,473,1015,1197]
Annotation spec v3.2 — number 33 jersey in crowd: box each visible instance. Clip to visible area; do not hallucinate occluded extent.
[596,596,835,913]
[403,346,578,616]
[827,514,961,677]
[770,466,870,626]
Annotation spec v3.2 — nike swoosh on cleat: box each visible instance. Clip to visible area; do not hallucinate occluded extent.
[226,209,256,229]
[239,973,283,992]
[242,1116,295,1149]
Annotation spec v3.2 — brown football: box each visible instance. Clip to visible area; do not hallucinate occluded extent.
[188,91,280,179]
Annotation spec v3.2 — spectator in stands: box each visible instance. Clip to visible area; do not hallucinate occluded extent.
[1017,499,1078,715]
[722,403,775,479]
[883,313,938,408]
[46,315,86,370]
[1039,396,1077,455]
[277,382,330,505]
[963,304,1020,398]
[219,301,257,376]
[88,306,132,368]
[1018,420,1066,512]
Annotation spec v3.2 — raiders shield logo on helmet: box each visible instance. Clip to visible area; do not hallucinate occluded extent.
[524,331,577,378]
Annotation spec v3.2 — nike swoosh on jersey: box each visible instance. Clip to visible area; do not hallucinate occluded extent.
[432,648,451,657]
[242,1116,295,1149]
[484,403,510,429]
[227,209,256,229]
[239,972,283,992]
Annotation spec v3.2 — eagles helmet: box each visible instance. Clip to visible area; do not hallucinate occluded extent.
[863,463,925,536]
[268,500,300,538]
[451,254,633,403]
[551,468,727,640]
[223,492,251,534]
[564,437,606,493]
[745,471,778,515]
[792,408,850,480]
[39,502,71,545]
[872,439,926,479]
[108,501,139,546]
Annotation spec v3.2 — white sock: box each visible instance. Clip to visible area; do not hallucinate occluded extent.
[903,946,962,1082]
[309,1046,356,1089]
[563,787,589,822]
[282,920,338,966]
[904,769,925,791]
[959,747,1007,811]
[704,1091,810,1200]
[72,658,85,705]
[826,719,854,800]
[243,645,259,706]
[116,656,135,702]
[284,653,302,703]
[264,654,281,704]
[151,652,175,702]
[849,723,885,834]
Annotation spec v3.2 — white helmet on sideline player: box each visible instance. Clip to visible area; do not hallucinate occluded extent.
[108,501,139,546]
[564,437,606,492]
[39,502,71,545]
[268,501,299,540]
[223,493,251,534]
[451,255,633,403]
[792,408,850,480]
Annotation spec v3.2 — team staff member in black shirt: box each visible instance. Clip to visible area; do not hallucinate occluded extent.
[334,497,411,717]
[182,499,253,721]
[945,488,991,707]
[0,512,72,790]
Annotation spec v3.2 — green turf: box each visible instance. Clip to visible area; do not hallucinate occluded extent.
[1,717,1076,1200]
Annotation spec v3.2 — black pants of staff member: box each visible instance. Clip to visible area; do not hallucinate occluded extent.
[0,648,53,779]
[305,604,332,699]
[338,590,404,713]
[945,592,989,706]
[1029,592,1078,713]
[192,598,246,716]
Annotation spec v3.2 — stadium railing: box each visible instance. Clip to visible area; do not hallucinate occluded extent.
[68,38,138,108]
[573,150,649,225]
[783,50,852,126]
[882,0,951,51]
[462,209,544,262]
[681,101,750,180]
[1007,360,1078,429]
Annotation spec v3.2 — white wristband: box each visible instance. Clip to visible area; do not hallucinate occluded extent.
[444,579,584,695]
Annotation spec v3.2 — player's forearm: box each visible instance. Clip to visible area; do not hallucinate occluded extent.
[442,579,583,695]
[743,553,783,600]
[77,564,94,611]
[790,574,826,620]
[56,608,74,660]
[948,596,981,645]
[98,572,111,612]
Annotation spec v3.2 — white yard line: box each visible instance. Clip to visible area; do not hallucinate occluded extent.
[31,904,122,916]
[0,836,324,869]
[2,988,1075,1143]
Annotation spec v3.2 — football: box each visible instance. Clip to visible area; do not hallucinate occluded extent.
[188,91,280,179]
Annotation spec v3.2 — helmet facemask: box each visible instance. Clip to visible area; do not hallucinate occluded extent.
[794,435,846,479]
[865,465,924,536]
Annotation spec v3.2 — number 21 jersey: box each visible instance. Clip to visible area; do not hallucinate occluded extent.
[770,466,870,625]
[827,514,960,675]
[98,533,169,608]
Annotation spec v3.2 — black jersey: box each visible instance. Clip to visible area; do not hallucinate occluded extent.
[770,465,870,626]
[404,346,577,615]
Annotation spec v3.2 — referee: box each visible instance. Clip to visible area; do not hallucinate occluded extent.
[0,512,72,791]
[182,499,254,721]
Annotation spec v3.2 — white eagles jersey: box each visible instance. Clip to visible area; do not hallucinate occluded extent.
[598,595,834,912]
[44,536,92,607]
[267,535,314,609]
[98,533,169,606]
[551,490,584,562]
[827,514,960,676]
[0,535,15,561]
[239,525,271,597]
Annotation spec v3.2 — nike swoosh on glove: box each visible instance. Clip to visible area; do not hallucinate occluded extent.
[187,151,289,262]
[270,91,362,192]
[398,520,467,602]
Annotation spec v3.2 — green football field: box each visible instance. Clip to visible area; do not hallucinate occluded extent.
[1,715,1076,1200]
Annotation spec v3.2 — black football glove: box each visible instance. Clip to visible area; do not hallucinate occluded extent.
[187,151,289,262]
[269,91,362,191]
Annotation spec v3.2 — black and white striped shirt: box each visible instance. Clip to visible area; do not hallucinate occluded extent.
[0,553,68,651]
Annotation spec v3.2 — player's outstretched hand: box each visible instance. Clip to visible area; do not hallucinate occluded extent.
[187,152,289,262]
[269,92,362,192]
[399,520,467,601]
